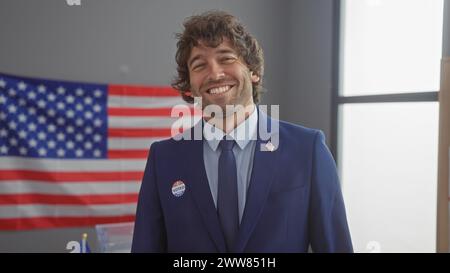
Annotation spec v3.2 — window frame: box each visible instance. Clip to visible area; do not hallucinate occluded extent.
[330,0,440,163]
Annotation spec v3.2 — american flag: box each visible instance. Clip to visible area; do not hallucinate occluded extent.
[0,72,195,230]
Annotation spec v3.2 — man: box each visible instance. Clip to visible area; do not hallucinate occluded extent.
[131,10,353,253]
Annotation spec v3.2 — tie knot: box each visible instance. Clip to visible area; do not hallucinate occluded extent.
[220,138,235,151]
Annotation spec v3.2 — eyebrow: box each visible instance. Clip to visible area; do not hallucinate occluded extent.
[188,48,237,68]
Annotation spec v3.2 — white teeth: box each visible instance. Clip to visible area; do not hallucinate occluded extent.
[209,85,230,94]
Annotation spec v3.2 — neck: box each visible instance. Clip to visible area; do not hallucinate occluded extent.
[206,103,255,134]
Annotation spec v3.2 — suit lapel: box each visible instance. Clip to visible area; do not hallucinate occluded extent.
[233,109,280,252]
[184,124,227,253]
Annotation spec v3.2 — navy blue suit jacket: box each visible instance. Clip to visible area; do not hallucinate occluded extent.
[131,109,353,253]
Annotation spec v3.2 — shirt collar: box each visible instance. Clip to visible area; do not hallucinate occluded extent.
[203,105,258,151]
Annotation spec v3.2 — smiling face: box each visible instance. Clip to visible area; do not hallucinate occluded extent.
[187,39,260,116]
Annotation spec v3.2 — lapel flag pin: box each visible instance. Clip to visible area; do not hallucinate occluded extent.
[172,180,186,197]
[265,141,275,152]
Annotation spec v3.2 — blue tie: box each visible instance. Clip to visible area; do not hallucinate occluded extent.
[217,138,239,252]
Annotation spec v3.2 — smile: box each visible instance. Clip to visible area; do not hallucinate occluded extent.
[207,85,233,95]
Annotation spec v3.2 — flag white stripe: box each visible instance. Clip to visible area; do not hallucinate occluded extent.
[0,157,146,171]
[108,137,160,150]
[108,95,186,108]
[0,204,137,218]
[109,116,196,129]
[0,181,140,195]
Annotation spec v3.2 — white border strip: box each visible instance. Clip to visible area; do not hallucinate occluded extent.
[0,203,137,218]
[0,157,147,171]
[0,181,140,195]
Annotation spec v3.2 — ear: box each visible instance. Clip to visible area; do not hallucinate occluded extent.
[250,71,260,83]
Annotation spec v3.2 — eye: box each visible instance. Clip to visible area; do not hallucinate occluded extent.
[191,63,205,71]
[221,56,237,64]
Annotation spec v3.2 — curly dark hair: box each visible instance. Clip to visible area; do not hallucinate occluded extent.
[171,10,265,104]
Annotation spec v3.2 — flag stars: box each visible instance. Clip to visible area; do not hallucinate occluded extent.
[55,148,64,157]
[66,141,75,150]
[8,121,17,130]
[75,149,84,157]
[38,148,47,156]
[75,118,84,127]
[66,126,75,134]
[66,95,75,104]
[94,89,103,98]
[47,93,56,101]
[18,98,26,106]
[57,132,65,141]
[37,100,46,108]
[84,111,93,119]
[84,97,93,105]
[8,88,16,97]
[93,134,102,142]
[57,102,65,110]
[75,133,84,142]
[75,88,84,96]
[18,130,27,139]
[18,114,27,123]
[66,110,75,118]
[28,107,36,115]
[19,147,28,155]
[29,139,37,148]
[28,123,37,131]
[93,104,102,112]
[0,79,6,88]
[84,126,93,134]
[57,86,66,95]
[93,149,101,157]
[0,145,8,154]
[0,77,106,159]
[37,85,46,93]
[37,132,47,140]
[93,118,102,127]
[37,116,46,124]
[47,140,56,149]
[17,81,27,91]
[8,105,17,113]
[47,109,56,117]
[56,117,65,126]
[9,138,18,146]
[84,141,92,150]
[28,91,36,100]
[47,124,57,133]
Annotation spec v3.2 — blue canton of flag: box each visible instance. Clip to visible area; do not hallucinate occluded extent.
[0,73,108,159]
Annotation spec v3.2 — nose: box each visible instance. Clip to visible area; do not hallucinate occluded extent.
[207,61,225,81]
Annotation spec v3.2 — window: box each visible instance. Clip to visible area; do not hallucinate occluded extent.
[335,0,444,252]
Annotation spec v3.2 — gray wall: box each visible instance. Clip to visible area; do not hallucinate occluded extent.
[285,0,333,139]
[0,0,335,252]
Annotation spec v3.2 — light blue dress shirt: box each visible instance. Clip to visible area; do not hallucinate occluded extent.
[203,106,258,223]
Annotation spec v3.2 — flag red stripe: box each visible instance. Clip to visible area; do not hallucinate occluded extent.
[0,193,138,205]
[108,128,173,137]
[0,215,135,230]
[108,107,173,116]
[108,85,179,97]
[108,107,198,117]
[0,170,143,182]
[108,150,149,159]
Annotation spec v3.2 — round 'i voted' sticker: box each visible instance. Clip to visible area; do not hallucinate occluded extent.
[171,180,186,197]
